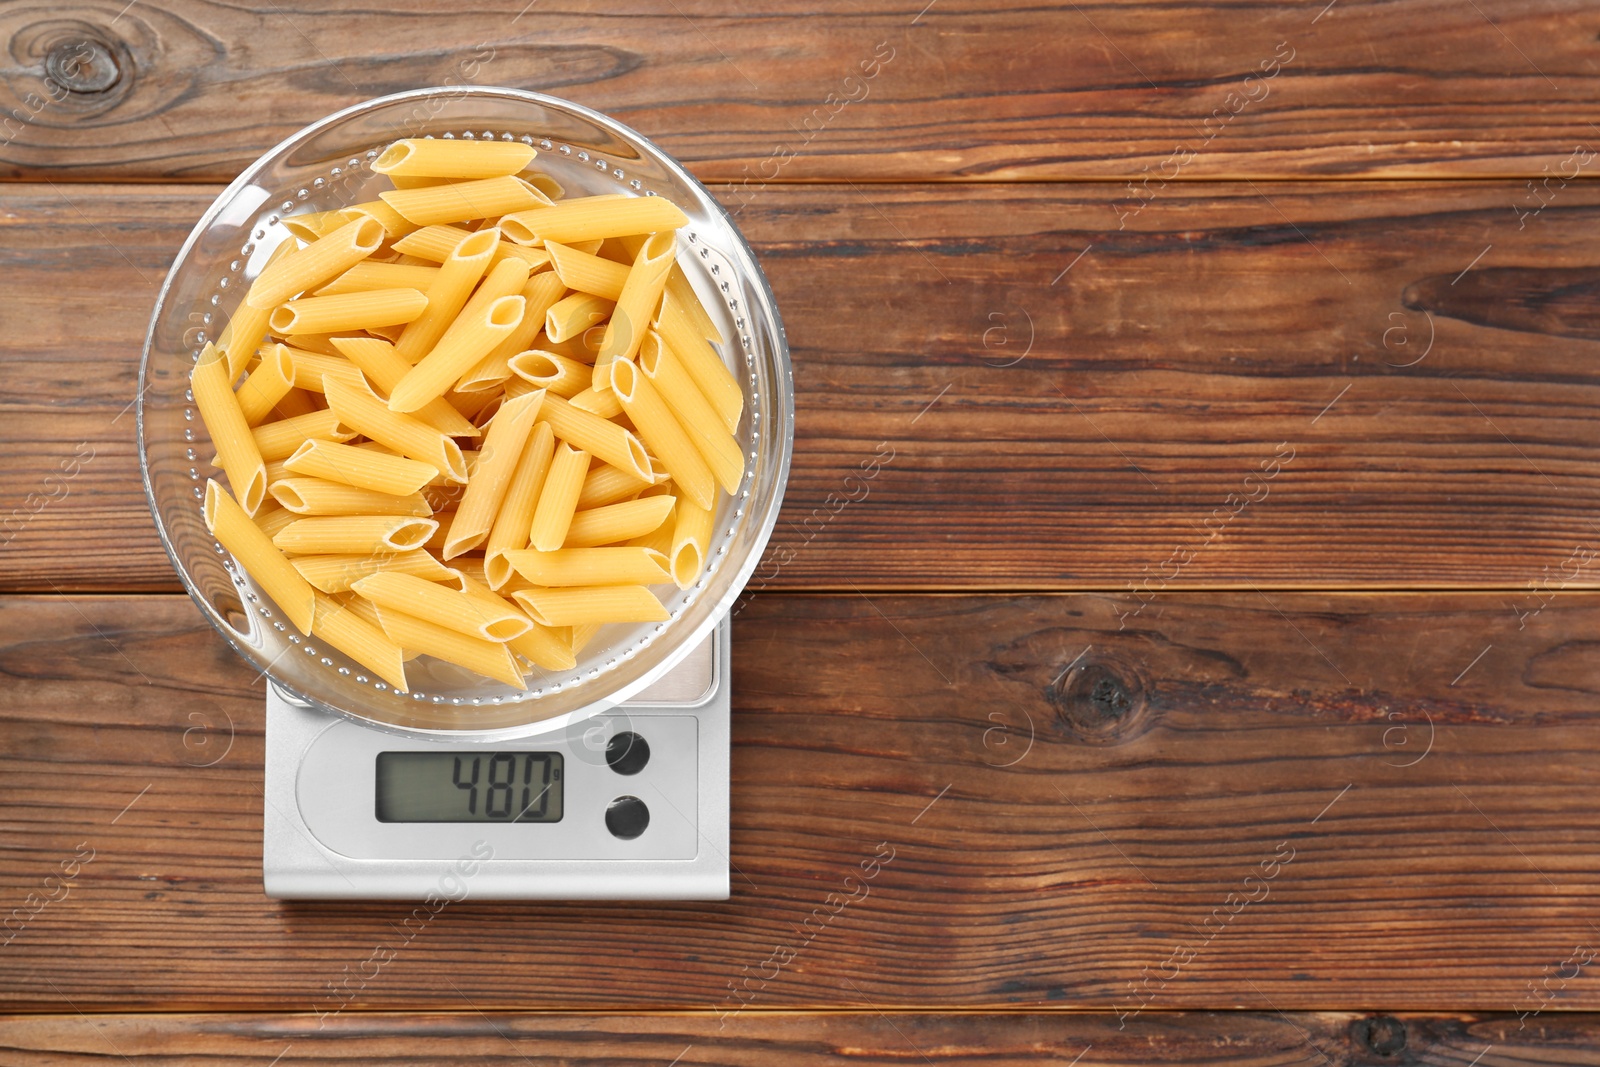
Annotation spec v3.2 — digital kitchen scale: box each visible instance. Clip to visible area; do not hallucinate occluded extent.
[263,620,729,900]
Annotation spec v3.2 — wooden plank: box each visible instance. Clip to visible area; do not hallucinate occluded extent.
[0,0,1596,182]
[0,1010,1584,1064]
[4,592,1600,1012]
[6,181,1600,593]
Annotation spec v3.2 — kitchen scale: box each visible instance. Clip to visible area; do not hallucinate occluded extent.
[264,620,730,900]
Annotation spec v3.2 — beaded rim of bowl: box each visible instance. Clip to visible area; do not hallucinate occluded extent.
[179,130,761,706]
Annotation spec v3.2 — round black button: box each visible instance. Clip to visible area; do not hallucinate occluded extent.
[605,731,650,775]
[605,795,650,840]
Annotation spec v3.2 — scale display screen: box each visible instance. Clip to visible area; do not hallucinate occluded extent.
[375,751,564,823]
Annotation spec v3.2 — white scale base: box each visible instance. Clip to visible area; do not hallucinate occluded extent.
[263,621,730,900]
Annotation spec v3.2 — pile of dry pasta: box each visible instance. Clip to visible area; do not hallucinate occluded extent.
[195,136,743,693]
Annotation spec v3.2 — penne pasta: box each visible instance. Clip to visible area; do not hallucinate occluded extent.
[390,223,474,263]
[192,344,268,515]
[379,175,552,227]
[484,421,555,589]
[536,392,652,481]
[510,585,670,628]
[287,349,366,394]
[273,515,438,555]
[609,358,716,510]
[667,262,722,343]
[353,571,530,642]
[393,227,499,363]
[499,194,687,245]
[310,592,410,692]
[442,390,545,559]
[595,230,674,386]
[457,271,567,394]
[569,386,623,420]
[247,217,385,309]
[626,498,677,557]
[344,199,416,239]
[509,349,589,399]
[638,332,745,493]
[505,619,577,672]
[270,388,320,421]
[503,546,672,587]
[529,442,589,552]
[269,477,431,517]
[235,343,296,426]
[281,332,344,356]
[315,261,441,296]
[225,242,294,376]
[327,336,481,438]
[655,290,742,434]
[254,501,301,541]
[203,480,316,634]
[544,292,614,344]
[372,602,526,688]
[388,257,531,412]
[669,496,714,589]
[251,409,355,462]
[269,288,429,335]
[576,462,653,510]
[563,495,675,548]
[545,240,628,300]
[373,138,538,180]
[324,377,468,483]
[569,621,602,655]
[284,438,438,497]
[291,550,456,594]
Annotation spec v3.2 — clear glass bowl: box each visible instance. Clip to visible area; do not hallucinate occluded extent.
[138,88,792,739]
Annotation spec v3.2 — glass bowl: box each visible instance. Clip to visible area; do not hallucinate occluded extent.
[138,87,792,739]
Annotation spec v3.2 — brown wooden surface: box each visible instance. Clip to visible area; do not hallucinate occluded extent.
[1,1,1597,183]
[4,592,1600,1013]
[0,1010,1580,1065]
[8,180,1600,593]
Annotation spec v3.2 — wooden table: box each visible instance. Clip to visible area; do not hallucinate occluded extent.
[4,0,1600,1061]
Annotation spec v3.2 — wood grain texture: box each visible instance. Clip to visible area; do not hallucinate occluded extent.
[0,1010,1588,1065]
[0,0,1598,183]
[5,592,1600,1012]
[6,182,1600,593]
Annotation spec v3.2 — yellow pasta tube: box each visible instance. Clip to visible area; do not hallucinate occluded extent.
[639,332,745,493]
[442,390,545,559]
[372,603,526,689]
[388,258,531,413]
[669,496,714,588]
[225,242,294,377]
[536,393,652,481]
[538,329,603,362]
[247,217,385,309]
[564,495,675,548]
[393,227,500,363]
[667,262,722,343]
[269,288,429,335]
[344,199,416,239]
[504,547,671,587]
[291,550,456,594]
[576,462,653,510]
[595,230,674,386]
[569,621,602,655]
[255,502,301,541]
[390,224,474,263]
[310,592,410,692]
[544,292,613,344]
[281,332,343,356]
[627,499,677,557]
[315,261,441,296]
[235,343,296,426]
[269,477,431,517]
[272,515,438,555]
[457,271,568,394]
[280,211,331,242]
[373,138,538,180]
[484,421,555,589]
[251,409,355,463]
[545,240,628,300]
[509,350,589,398]
[505,619,576,672]
[203,480,315,635]
[493,243,552,272]
[269,388,319,421]
[324,377,468,483]
[353,571,530,642]
[327,336,480,438]
[569,386,623,420]
[499,194,687,245]
[193,345,268,515]
[656,290,742,433]
[609,358,716,510]
[284,438,438,497]
[379,175,551,227]
[529,443,589,551]
[287,350,366,394]
[510,585,669,627]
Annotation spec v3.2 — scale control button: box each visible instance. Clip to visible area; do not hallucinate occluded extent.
[605,731,651,775]
[605,795,650,840]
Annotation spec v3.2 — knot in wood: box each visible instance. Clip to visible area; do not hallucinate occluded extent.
[1049,660,1148,745]
[1353,1014,1407,1057]
[46,37,120,94]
